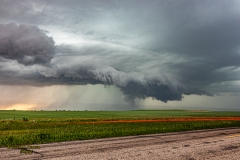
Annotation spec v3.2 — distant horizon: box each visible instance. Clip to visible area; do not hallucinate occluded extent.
[2,107,240,112]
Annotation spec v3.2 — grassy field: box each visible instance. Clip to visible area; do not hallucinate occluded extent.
[0,110,240,148]
[1,110,240,120]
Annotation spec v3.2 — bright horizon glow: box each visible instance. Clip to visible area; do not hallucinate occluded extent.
[5,103,36,110]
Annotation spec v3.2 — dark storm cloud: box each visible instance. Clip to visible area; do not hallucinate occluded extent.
[0,23,55,65]
[0,57,187,103]
[58,66,186,103]
[0,0,239,104]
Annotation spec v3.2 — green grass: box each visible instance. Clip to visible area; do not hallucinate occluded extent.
[1,110,240,120]
[1,119,240,147]
[0,110,240,148]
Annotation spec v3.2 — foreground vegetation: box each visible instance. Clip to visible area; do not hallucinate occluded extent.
[0,110,240,148]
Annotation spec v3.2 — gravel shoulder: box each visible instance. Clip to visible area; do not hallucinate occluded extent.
[1,127,240,160]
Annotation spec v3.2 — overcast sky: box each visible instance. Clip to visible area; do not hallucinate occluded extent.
[0,0,239,110]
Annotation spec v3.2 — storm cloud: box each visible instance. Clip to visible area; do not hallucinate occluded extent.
[0,0,240,106]
[0,54,186,103]
[0,23,55,65]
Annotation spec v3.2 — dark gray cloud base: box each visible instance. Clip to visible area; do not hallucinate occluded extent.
[0,0,240,105]
[0,23,54,65]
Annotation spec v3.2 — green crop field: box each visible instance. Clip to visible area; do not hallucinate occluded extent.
[1,110,240,120]
[0,110,240,148]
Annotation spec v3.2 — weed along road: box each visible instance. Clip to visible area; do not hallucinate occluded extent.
[1,127,240,160]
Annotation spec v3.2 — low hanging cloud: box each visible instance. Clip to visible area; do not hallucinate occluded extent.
[0,59,187,103]
[53,63,187,103]
[0,23,55,65]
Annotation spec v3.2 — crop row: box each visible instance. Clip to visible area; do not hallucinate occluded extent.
[0,120,240,147]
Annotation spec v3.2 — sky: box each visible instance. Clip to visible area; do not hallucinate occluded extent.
[0,0,239,111]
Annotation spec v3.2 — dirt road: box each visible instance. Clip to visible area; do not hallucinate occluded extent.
[1,127,240,160]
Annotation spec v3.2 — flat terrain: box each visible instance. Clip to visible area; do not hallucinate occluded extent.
[1,110,240,120]
[1,127,240,160]
[1,110,240,147]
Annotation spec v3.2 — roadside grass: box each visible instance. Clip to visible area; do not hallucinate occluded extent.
[1,110,240,148]
[0,119,240,148]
